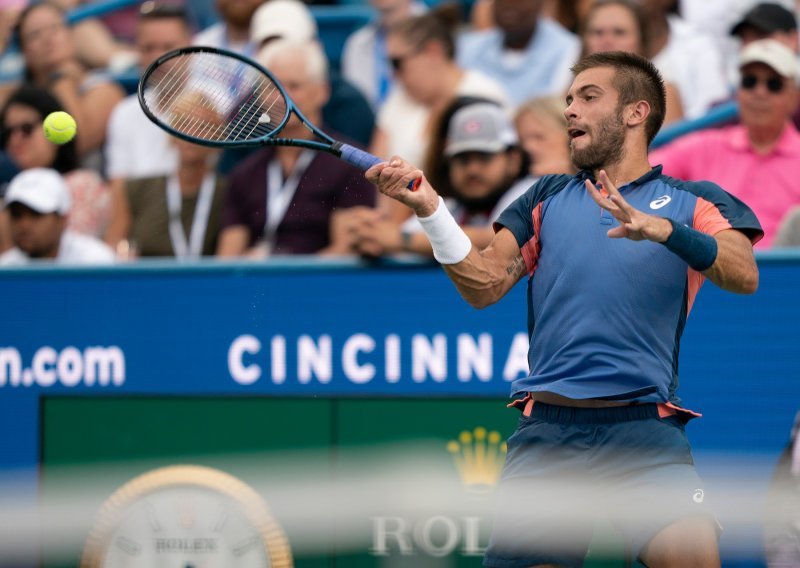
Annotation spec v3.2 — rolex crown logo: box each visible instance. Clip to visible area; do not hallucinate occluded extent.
[447,427,507,493]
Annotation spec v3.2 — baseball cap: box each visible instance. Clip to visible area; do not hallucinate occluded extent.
[739,38,798,79]
[3,168,71,215]
[731,3,797,36]
[444,104,518,157]
[250,0,318,46]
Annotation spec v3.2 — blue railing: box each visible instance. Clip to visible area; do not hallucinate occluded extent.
[651,100,739,149]
[65,0,142,22]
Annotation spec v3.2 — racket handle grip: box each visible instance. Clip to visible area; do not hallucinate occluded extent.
[337,143,420,191]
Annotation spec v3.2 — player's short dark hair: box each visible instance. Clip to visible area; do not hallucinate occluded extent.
[571,51,666,145]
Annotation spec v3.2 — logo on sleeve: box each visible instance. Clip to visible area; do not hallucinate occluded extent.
[649,195,672,209]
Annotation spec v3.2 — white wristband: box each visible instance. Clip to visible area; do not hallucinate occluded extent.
[417,197,473,264]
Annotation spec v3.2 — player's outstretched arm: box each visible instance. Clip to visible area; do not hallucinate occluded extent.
[585,170,758,294]
[366,158,525,308]
[441,229,526,308]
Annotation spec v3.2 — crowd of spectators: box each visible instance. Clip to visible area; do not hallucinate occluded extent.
[1,0,800,264]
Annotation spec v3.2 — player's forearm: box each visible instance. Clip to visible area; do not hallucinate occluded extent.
[702,231,759,294]
[659,221,758,294]
[442,248,516,309]
[412,200,518,307]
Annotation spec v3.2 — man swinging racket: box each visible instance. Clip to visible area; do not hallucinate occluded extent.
[366,51,763,568]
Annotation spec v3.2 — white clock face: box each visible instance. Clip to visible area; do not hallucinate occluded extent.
[101,486,271,568]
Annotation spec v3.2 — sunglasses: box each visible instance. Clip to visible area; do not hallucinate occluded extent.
[740,74,785,93]
[1,121,37,144]
[388,50,419,72]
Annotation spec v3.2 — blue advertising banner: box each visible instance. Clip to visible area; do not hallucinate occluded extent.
[1,256,798,470]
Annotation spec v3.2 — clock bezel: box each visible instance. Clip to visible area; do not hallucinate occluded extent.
[80,464,293,568]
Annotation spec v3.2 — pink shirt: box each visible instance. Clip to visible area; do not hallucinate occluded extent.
[650,123,800,248]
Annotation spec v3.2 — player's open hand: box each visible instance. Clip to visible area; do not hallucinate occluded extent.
[366,157,439,218]
[585,170,672,242]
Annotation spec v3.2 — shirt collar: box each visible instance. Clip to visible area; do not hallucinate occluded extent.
[577,165,663,186]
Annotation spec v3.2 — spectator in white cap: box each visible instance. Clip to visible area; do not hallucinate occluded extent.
[0,168,114,265]
[250,0,319,59]
[727,3,800,99]
[345,100,532,257]
[651,39,800,249]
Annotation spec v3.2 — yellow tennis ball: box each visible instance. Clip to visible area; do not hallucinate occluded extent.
[43,111,77,145]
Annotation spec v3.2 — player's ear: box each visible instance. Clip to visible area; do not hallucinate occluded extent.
[626,100,650,128]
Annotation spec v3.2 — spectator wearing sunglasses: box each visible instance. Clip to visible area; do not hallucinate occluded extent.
[341,0,427,110]
[370,5,509,224]
[0,84,110,245]
[651,39,800,249]
[729,4,799,109]
[14,1,125,168]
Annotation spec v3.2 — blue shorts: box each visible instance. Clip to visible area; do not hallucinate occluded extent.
[483,402,716,568]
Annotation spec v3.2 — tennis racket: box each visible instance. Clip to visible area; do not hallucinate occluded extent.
[138,45,419,189]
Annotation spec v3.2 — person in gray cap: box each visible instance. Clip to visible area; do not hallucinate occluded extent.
[346,101,532,257]
[1,168,114,266]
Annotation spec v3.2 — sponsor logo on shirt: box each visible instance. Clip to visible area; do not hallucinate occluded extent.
[650,195,672,209]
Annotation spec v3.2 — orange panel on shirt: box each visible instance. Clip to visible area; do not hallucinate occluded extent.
[522,202,543,276]
[686,197,733,313]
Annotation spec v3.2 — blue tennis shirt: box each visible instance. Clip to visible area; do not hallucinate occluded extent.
[495,166,762,404]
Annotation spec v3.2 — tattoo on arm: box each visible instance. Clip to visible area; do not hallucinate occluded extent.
[505,254,526,278]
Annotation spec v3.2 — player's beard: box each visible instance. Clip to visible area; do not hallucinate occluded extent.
[570,109,626,172]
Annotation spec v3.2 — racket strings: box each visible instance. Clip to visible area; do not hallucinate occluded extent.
[143,52,288,143]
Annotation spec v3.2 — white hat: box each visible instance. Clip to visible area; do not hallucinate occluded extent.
[739,38,798,79]
[4,168,71,215]
[445,103,518,157]
[250,0,317,46]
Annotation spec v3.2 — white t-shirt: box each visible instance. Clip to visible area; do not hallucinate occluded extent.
[106,95,178,180]
[342,24,383,109]
[377,70,510,166]
[0,230,115,266]
[652,15,730,119]
[193,24,255,56]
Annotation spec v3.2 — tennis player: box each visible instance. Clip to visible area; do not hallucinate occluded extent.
[366,51,763,568]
